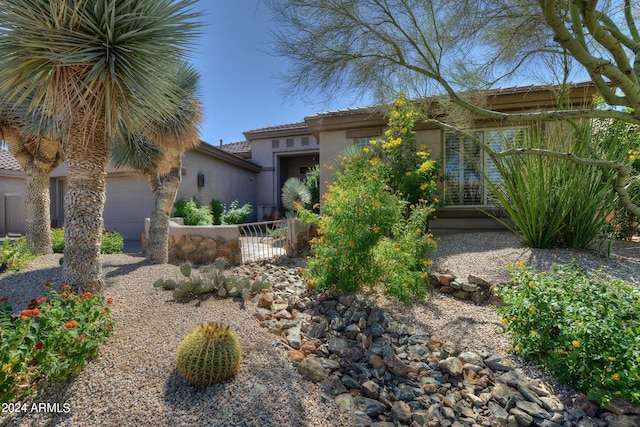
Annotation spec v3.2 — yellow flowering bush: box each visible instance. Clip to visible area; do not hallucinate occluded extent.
[370,93,440,207]
[497,262,640,405]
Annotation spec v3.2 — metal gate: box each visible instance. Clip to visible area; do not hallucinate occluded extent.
[238,220,289,263]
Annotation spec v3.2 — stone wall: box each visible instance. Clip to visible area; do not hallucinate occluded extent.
[430,272,502,305]
[286,219,317,257]
[142,218,242,265]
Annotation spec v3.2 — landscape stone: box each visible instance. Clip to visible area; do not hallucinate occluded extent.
[391,400,413,424]
[438,357,464,377]
[297,356,328,382]
[335,393,355,413]
[355,396,388,418]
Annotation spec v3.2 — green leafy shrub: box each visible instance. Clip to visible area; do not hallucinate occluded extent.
[220,200,252,224]
[303,94,439,301]
[173,197,190,218]
[100,229,124,254]
[304,165,320,213]
[51,228,65,253]
[0,286,115,404]
[50,228,124,254]
[210,199,225,225]
[496,262,640,405]
[182,199,213,226]
[488,119,636,248]
[0,238,36,272]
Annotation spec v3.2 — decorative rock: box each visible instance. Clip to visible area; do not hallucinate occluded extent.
[321,374,348,397]
[328,337,349,357]
[391,400,412,424]
[485,354,514,372]
[362,380,381,399]
[286,325,302,349]
[461,282,479,293]
[258,292,274,309]
[467,274,490,287]
[300,340,318,355]
[382,346,410,376]
[438,357,463,377]
[353,410,373,427]
[335,393,355,413]
[297,356,328,382]
[515,400,550,419]
[539,396,564,412]
[287,349,305,362]
[488,401,509,425]
[355,396,388,418]
[606,397,640,416]
[458,351,485,367]
[509,407,534,426]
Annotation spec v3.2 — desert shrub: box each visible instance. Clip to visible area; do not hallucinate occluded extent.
[220,200,252,224]
[182,199,213,226]
[173,197,190,218]
[496,262,640,405]
[210,199,225,225]
[303,94,438,301]
[304,165,320,213]
[100,229,124,254]
[0,238,35,272]
[488,119,638,248]
[306,149,404,293]
[0,286,114,404]
[281,177,311,213]
[50,228,124,254]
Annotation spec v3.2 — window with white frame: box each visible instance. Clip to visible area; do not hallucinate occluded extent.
[353,137,372,146]
[444,128,525,206]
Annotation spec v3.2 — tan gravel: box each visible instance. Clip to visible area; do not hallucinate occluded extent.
[0,232,637,426]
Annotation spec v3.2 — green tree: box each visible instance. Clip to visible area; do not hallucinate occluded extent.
[0,0,201,291]
[111,62,202,264]
[268,0,640,218]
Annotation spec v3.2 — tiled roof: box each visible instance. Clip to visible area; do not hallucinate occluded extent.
[244,122,308,134]
[0,149,23,171]
[305,106,374,119]
[219,140,251,154]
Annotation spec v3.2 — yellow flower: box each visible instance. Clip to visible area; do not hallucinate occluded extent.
[529,306,536,312]
[394,247,400,253]
[528,281,535,288]
[577,322,584,327]
[514,345,520,352]
[501,318,508,324]
[370,140,377,146]
[608,356,616,361]
[557,349,567,355]
[373,227,380,233]
[2,363,11,372]
[420,183,428,191]
[572,340,581,348]
[611,373,620,381]
[542,271,547,275]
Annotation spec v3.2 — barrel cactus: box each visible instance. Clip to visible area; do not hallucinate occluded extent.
[176,322,242,386]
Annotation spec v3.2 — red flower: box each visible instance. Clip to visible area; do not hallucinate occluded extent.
[79,334,85,341]
[36,297,47,305]
[65,320,78,329]
[106,297,114,304]
[20,309,31,317]
[35,342,43,350]
[80,292,92,300]
[61,285,72,291]
[0,297,8,301]
[30,308,40,316]
[61,292,68,298]
[44,281,54,287]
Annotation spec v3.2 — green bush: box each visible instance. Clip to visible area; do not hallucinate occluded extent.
[0,238,36,272]
[304,165,320,213]
[50,228,124,254]
[220,200,252,224]
[0,286,114,404]
[496,262,640,405]
[173,197,190,218]
[488,119,636,248]
[210,199,224,225]
[182,199,213,226]
[303,94,439,301]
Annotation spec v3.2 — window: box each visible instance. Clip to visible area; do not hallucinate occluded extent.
[272,139,280,148]
[301,137,309,146]
[286,138,294,148]
[353,137,371,146]
[444,128,524,206]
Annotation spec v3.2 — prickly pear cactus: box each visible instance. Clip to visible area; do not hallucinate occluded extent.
[176,322,242,386]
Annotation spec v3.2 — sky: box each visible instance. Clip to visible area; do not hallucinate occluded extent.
[190,1,360,146]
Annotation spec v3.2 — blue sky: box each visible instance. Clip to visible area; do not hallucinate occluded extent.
[190,1,361,146]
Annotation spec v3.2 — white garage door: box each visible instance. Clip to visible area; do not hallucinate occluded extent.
[103,176,155,239]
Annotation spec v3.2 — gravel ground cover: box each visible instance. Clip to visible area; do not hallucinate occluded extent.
[0,231,637,426]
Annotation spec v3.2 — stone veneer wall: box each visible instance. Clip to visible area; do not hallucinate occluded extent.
[142,218,242,265]
[286,219,317,258]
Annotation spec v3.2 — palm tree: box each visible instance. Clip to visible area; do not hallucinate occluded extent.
[0,111,63,255]
[111,62,202,264]
[0,0,200,291]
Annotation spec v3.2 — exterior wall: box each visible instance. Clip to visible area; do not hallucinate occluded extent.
[249,134,318,220]
[178,150,258,221]
[0,173,26,236]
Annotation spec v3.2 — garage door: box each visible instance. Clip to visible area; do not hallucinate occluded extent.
[103,176,155,239]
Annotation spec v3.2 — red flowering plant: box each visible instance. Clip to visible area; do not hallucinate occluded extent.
[0,285,115,404]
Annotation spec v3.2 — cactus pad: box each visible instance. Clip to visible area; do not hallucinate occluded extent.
[176,322,242,386]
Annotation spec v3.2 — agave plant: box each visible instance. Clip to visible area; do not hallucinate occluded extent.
[281,177,311,213]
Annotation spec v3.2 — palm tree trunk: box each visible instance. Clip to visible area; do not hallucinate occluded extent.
[63,130,109,292]
[25,162,54,254]
[146,152,183,264]
[1,127,57,254]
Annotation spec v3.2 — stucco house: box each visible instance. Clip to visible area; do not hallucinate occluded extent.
[0,141,260,239]
[238,82,598,232]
